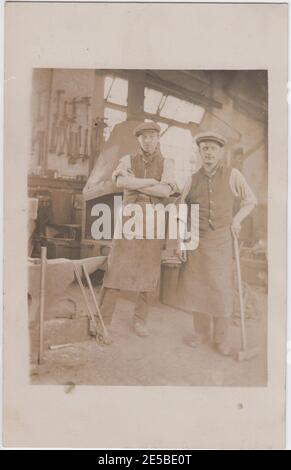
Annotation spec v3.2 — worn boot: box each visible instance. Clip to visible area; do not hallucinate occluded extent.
[213,317,231,356]
[186,333,205,348]
[186,312,209,348]
[133,320,149,338]
[216,342,231,356]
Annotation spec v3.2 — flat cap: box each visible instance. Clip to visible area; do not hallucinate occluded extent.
[195,131,227,147]
[134,121,161,137]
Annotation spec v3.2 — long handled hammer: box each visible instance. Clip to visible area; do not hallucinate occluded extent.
[82,263,109,342]
[233,234,260,361]
[73,263,110,345]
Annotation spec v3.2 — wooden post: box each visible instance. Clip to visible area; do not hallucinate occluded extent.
[127,71,145,120]
[89,72,105,173]
[38,246,47,364]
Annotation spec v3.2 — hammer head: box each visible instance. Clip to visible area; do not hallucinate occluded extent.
[237,347,260,361]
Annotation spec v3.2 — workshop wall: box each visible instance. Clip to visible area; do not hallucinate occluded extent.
[29,68,52,174]
[202,71,267,205]
[46,69,96,178]
[30,68,102,179]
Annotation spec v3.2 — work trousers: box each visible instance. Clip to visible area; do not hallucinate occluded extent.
[99,287,150,325]
[193,312,230,345]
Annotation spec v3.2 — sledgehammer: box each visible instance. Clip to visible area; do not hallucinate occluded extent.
[233,234,260,361]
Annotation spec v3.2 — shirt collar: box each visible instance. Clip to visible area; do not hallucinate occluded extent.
[139,147,158,165]
[200,160,223,178]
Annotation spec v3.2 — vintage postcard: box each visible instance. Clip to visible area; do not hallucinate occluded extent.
[3,2,288,448]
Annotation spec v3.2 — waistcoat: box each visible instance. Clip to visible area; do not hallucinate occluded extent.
[123,150,165,206]
[186,164,234,232]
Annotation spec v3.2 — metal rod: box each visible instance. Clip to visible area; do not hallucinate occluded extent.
[73,264,99,335]
[49,343,73,350]
[82,264,108,339]
[38,246,47,364]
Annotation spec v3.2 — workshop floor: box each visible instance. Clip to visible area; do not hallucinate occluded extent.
[30,283,267,387]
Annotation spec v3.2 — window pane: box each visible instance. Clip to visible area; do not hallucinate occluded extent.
[103,107,127,141]
[160,95,205,124]
[144,87,164,114]
[104,76,114,99]
[160,126,200,189]
[157,121,169,134]
[104,76,128,106]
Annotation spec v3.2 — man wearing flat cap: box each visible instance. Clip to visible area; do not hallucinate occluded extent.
[176,131,257,355]
[97,121,177,342]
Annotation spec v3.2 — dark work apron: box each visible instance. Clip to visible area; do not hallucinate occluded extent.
[103,149,165,292]
[176,165,235,317]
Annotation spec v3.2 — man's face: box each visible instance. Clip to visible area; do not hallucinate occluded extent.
[138,130,159,154]
[199,140,223,172]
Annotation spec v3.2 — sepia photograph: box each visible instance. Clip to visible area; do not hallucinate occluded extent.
[4,2,287,449]
[28,68,268,386]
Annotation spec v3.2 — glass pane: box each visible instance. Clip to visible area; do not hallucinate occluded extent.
[144,87,164,114]
[157,121,169,134]
[104,76,114,99]
[160,95,205,124]
[104,76,128,106]
[103,107,127,141]
[160,126,200,190]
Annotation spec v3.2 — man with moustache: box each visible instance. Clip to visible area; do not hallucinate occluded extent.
[177,131,257,355]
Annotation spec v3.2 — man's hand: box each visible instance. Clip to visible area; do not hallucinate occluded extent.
[231,219,241,238]
[115,168,134,178]
[175,244,187,262]
[115,173,159,190]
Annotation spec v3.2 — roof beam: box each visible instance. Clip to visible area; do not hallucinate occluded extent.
[146,72,223,110]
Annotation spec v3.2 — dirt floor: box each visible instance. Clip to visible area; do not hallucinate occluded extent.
[31,282,267,387]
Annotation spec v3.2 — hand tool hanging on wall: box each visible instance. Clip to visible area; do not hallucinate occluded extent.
[66,99,75,160]
[90,121,98,157]
[67,124,73,159]
[77,124,82,160]
[57,100,69,156]
[67,122,82,164]
[69,124,82,164]
[233,233,260,361]
[49,89,65,153]
[66,98,82,163]
[81,96,91,126]
[37,130,46,167]
[82,127,89,161]
[78,97,91,161]
[55,95,93,163]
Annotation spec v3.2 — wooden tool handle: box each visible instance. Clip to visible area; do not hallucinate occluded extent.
[73,264,98,330]
[82,264,109,339]
[233,234,247,350]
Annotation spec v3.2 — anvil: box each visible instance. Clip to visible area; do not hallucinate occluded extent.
[28,256,107,324]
